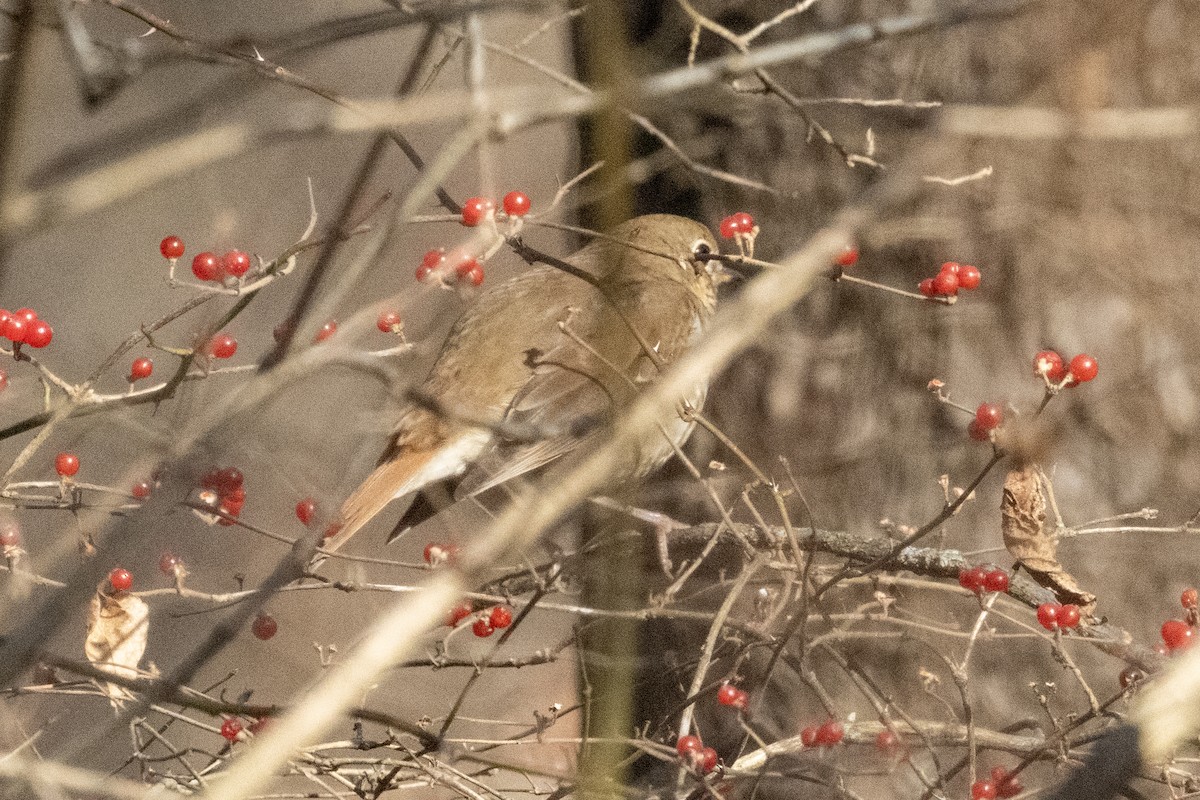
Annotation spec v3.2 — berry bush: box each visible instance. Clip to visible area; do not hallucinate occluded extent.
[0,3,1198,800]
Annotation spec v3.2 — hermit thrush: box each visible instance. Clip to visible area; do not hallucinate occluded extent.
[323,214,724,552]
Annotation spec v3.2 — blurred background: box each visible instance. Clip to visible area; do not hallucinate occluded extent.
[1,0,1197,798]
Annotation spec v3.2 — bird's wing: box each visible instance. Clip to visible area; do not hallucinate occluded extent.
[457,279,697,498]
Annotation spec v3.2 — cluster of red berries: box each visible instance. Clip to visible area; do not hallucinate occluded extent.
[160,236,255,284]
[718,212,756,240]
[460,191,532,227]
[54,452,80,478]
[675,735,719,775]
[0,307,54,349]
[971,767,1023,799]
[968,402,1004,443]
[471,605,514,638]
[799,718,845,748]
[416,248,485,287]
[958,565,1011,594]
[918,261,982,298]
[1036,602,1082,631]
[200,467,246,526]
[108,566,133,593]
[1033,350,1098,387]
[716,682,749,711]
[423,541,461,567]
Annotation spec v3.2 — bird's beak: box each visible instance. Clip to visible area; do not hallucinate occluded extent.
[698,253,756,282]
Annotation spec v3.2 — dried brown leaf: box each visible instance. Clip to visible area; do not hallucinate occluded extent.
[85,590,149,705]
[1001,465,1096,614]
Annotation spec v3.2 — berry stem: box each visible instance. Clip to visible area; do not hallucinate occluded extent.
[836,272,956,304]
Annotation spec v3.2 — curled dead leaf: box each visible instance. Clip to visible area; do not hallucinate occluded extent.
[85,589,149,706]
[1001,465,1096,614]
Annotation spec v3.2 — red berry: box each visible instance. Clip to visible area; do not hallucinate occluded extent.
[502,191,531,217]
[958,264,982,290]
[732,211,755,230]
[455,256,482,281]
[446,601,473,627]
[0,520,21,547]
[314,320,337,343]
[377,311,402,333]
[1183,588,1198,610]
[958,566,987,593]
[1036,603,1060,630]
[993,768,1023,799]
[295,498,316,526]
[3,316,26,343]
[55,452,79,477]
[129,357,153,382]
[676,735,703,758]
[322,522,342,540]
[800,725,820,748]
[220,717,243,742]
[834,245,859,267]
[251,613,278,641]
[983,569,1010,594]
[875,729,900,752]
[1119,665,1145,689]
[108,567,133,592]
[1162,619,1194,651]
[489,605,514,629]
[717,683,741,706]
[696,746,718,774]
[461,265,484,287]
[940,262,961,275]
[222,250,252,279]
[461,196,495,227]
[918,278,936,297]
[207,333,237,359]
[417,249,445,281]
[1059,603,1081,629]
[24,321,52,349]
[967,418,991,442]
[974,402,1004,432]
[160,235,185,260]
[931,270,959,296]
[472,617,494,637]
[191,252,222,282]
[157,552,179,575]
[1034,350,1066,382]
[815,719,844,746]
[14,308,37,324]
[132,480,153,501]
[718,215,743,239]
[971,779,997,800]
[1067,354,1098,385]
[217,467,243,492]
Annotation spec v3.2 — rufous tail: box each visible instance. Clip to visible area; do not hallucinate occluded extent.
[322,448,439,553]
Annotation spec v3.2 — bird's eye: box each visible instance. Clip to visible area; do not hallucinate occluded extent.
[692,240,713,258]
